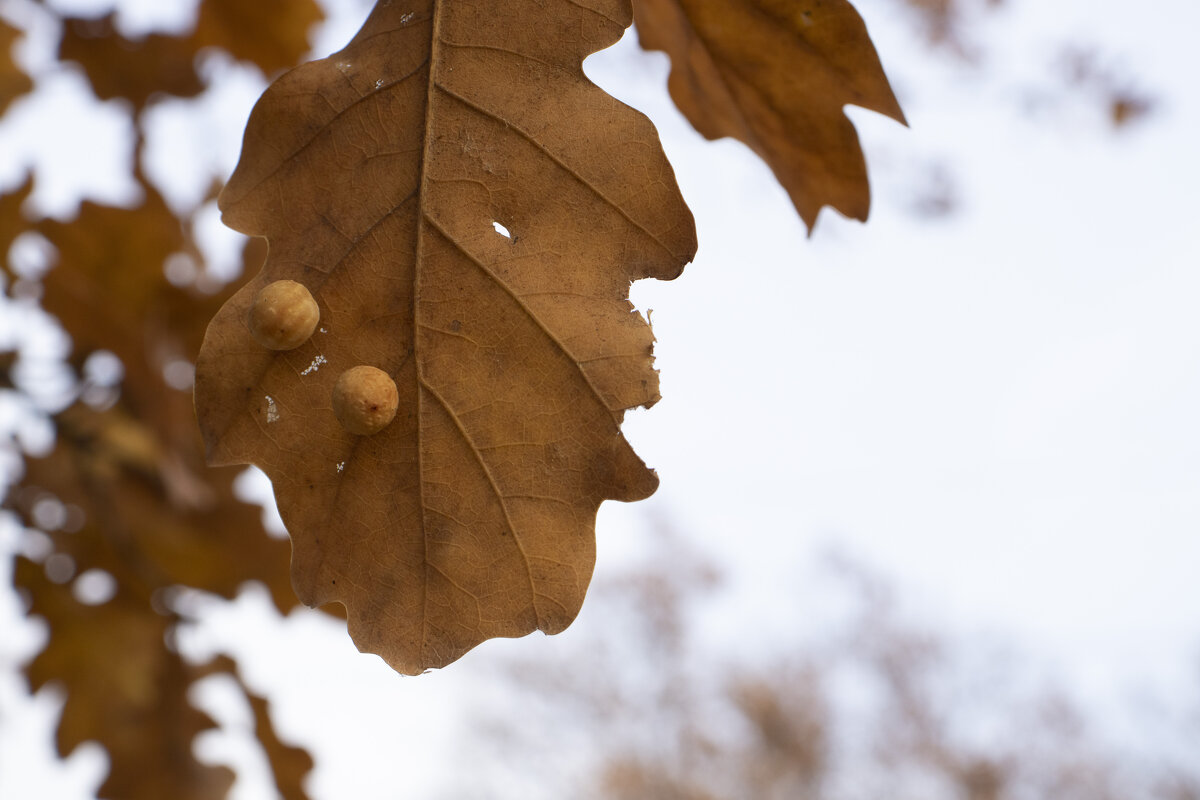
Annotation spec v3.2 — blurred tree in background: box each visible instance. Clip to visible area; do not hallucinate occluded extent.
[0,1,1176,798]
[461,531,1200,799]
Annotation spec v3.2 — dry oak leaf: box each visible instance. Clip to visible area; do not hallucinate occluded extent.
[58,14,205,108]
[56,0,322,109]
[0,174,33,259]
[0,18,32,115]
[191,0,325,76]
[633,0,906,229]
[37,183,229,447]
[14,556,236,800]
[12,402,301,613]
[197,656,315,800]
[195,0,696,674]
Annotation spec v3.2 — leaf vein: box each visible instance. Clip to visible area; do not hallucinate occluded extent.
[433,81,677,260]
[418,378,544,628]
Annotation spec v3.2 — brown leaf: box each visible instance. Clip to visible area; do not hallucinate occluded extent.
[0,18,32,115]
[6,189,310,800]
[633,0,906,229]
[37,187,187,353]
[37,186,249,454]
[55,0,322,108]
[24,189,302,610]
[192,0,324,76]
[6,11,325,794]
[242,677,315,800]
[58,14,204,108]
[195,0,696,674]
[14,556,236,800]
[198,656,315,800]
[14,403,300,610]
[0,174,33,259]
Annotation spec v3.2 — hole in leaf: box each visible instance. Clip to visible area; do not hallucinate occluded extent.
[492,221,511,239]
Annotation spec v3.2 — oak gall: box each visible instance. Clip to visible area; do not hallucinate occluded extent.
[332,366,399,435]
[248,280,319,350]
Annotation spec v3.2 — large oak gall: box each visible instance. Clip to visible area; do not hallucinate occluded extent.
[248,280,319,350]
[332,366,399,436]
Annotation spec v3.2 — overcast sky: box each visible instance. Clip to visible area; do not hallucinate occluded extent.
[1,0,1198,797]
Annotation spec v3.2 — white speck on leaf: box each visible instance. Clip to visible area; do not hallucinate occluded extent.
[492,221,511,239]
[400,12,414,25]
[319,326,327,334]
[301,355,327,376]
[375,78,384,89]
[336,462,345,473]
[265,396,280,423]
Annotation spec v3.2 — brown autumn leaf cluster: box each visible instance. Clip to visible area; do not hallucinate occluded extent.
[3,188,314,799]
[195,0,903,676]
[1,2,325,798]
[2,0,904,794]
[0,18,32,116]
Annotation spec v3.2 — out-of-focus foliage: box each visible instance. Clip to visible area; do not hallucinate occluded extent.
[57,0,324,108]
[633,0,907,229]
[0,18,33,115]
[874,0,1155,219]
[1,1,324,797]
[460,534,1200,800]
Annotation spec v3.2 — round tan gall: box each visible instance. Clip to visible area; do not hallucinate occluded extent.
[248,280,319,350]
[332,366,399,436]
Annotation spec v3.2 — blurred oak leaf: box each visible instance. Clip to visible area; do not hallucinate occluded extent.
[0,18,32,115]
[192,0,325,76]
[56,0,323,109]
[14,402,298,609]
[6,206,308,791]
[0,174,33,258]
[28,184,299,608]
[633,0,906,229]
[14,555,236,800]
[58,14,205,108]
[36,186,254,449]
[195,0,696,674]
[36,186,187,343]
[233,661,316,800]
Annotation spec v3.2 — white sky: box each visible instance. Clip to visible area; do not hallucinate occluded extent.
[1,0,1198,797]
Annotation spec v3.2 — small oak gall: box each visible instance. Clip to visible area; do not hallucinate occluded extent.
[332,366,399,436]
[248,280,320,350]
